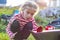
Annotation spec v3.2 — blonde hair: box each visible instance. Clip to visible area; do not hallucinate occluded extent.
[19,1,39,17]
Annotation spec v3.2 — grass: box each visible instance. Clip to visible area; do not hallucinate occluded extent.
[0,32,9,40]
[0,7,16,16]
[0,32,35,40]
[27,34,35,40]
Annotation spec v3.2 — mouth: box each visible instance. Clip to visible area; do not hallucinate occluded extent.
[27,18,29,19]
[26,17,31,20]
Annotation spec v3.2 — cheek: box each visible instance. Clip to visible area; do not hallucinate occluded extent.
[23,12,27,16]
[27,15,32,18]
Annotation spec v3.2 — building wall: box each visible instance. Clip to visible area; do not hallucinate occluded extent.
[49,0,60,7]
[0,0,6,7]
[30,0,47,10]
[0,0,6,4]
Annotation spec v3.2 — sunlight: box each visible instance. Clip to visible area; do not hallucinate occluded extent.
[6,0,28,7]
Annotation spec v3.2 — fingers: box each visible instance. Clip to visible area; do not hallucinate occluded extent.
[14,32,17,35]
[11,32,17,39]
[13,32,17,37]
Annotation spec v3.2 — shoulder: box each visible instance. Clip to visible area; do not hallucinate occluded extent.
[13,20,19,24]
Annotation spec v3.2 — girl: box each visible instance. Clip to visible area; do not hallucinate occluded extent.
[6,1,39,40]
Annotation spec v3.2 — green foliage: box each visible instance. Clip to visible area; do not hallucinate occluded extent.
[0,32,35,40]
[0,7,16,16]
[35,14,49,27]
[0,20,7,32]
[0,24,6,32]
[0,33,9,40]
[27,34,35,40]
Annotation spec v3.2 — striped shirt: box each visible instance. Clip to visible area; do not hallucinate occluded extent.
[6,13,38,39]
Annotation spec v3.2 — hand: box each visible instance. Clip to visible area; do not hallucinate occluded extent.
[11,32,17,39]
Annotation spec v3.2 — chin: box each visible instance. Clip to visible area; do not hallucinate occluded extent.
[27,17,31,19]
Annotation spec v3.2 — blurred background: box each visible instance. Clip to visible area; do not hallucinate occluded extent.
[0,0,60,40]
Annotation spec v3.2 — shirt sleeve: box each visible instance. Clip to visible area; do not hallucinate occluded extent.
[32,18,38,31]
[6,24,13,38]
[6,17,15,38]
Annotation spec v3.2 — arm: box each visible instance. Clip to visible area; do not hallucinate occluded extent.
[32,19,38,31]
[6,23,14,38]
[6,20,19,38]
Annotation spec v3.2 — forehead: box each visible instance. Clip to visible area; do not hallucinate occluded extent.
[26,8,36,13]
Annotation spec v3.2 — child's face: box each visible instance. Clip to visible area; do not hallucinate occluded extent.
[23,8,36,19]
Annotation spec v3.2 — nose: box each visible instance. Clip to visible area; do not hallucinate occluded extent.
[27,14,32,18]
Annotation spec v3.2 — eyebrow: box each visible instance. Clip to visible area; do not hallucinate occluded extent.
[26,7,36,11]
[27,10,36,13]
